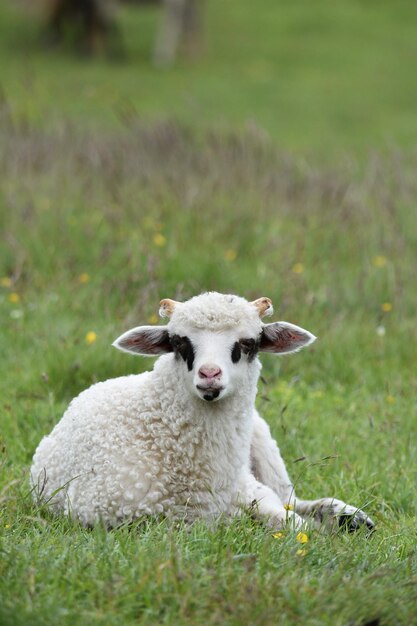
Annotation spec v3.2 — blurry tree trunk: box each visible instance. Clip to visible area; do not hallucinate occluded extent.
[153,0,204,67]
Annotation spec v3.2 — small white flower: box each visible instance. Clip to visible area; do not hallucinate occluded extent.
[10,309,24,320]
[376,325,386,337]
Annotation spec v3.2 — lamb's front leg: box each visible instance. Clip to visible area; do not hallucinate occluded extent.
[250,410,296,506]
[235,471,304,531]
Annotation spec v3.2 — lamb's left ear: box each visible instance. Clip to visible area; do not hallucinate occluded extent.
[260,322,316,354]
[112,326,173,356]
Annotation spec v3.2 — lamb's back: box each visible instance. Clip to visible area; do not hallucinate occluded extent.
[30,372,159,518]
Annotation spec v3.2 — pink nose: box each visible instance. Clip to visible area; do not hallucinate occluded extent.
[198,365,222,380]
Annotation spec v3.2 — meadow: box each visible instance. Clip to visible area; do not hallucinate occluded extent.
[1,1,417,625]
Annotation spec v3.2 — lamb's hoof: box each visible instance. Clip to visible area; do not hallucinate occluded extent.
[336,507,375,534]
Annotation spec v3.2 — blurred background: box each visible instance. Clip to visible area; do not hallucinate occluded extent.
[2,0,417,155]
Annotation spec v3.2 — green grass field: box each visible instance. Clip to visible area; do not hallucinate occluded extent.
[1,1,417,625]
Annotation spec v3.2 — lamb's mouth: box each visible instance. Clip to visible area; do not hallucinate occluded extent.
[196,386,223,402]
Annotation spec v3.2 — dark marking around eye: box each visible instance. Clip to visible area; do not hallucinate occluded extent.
[231,342,241,363]
[231,338,260,363]
[239,338,259,362]
[170,334,195,371]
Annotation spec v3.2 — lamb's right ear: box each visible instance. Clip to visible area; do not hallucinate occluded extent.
[112,326,173,356]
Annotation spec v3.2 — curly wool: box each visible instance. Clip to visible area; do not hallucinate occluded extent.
[168,292,264,334]
[31,352,259,527]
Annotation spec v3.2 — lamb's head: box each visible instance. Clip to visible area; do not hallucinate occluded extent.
[113,292,316,403]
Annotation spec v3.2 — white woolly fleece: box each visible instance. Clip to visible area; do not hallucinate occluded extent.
[30,298,261,527]
[167,292,264,336]
[31,362,258,526]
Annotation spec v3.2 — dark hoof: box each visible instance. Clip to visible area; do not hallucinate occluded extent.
[338,511,375,534]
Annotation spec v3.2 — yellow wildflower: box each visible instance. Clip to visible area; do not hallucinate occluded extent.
[381,302,393,313]
[292,263,304,274]
[85,331,97,345]
[386,395,396,404]
[0,277,12,288]
[272,532,284,539]
[153,233,166,247]
[372,255,387,268]
[296,532,309,544]
[78,273,90,284]
[224,249,237,262]
[8,293,20,304]
[148,314,159,325]
[296,549,307,556]
[284,504,293,511]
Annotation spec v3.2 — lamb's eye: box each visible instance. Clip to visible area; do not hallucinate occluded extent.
[231,342,241,363]
[239,338,258,362]
[170,335,195,371]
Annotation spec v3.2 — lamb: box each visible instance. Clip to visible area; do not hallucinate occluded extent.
[30,292,375,532]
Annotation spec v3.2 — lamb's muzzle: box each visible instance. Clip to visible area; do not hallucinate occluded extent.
[196,364,224,401]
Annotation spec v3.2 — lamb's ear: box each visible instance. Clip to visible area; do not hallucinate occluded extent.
[260,322,316,354]
[112,326,173,356]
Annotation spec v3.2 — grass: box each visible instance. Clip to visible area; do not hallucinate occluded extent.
[1,119,417,625]
[1,1,417,623]
[1,515,416,626]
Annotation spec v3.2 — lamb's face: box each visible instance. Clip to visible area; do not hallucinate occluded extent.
[168,326,261,402]
[113,292,316,404]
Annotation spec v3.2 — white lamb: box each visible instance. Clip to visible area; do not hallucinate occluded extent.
[31,292,374,531]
